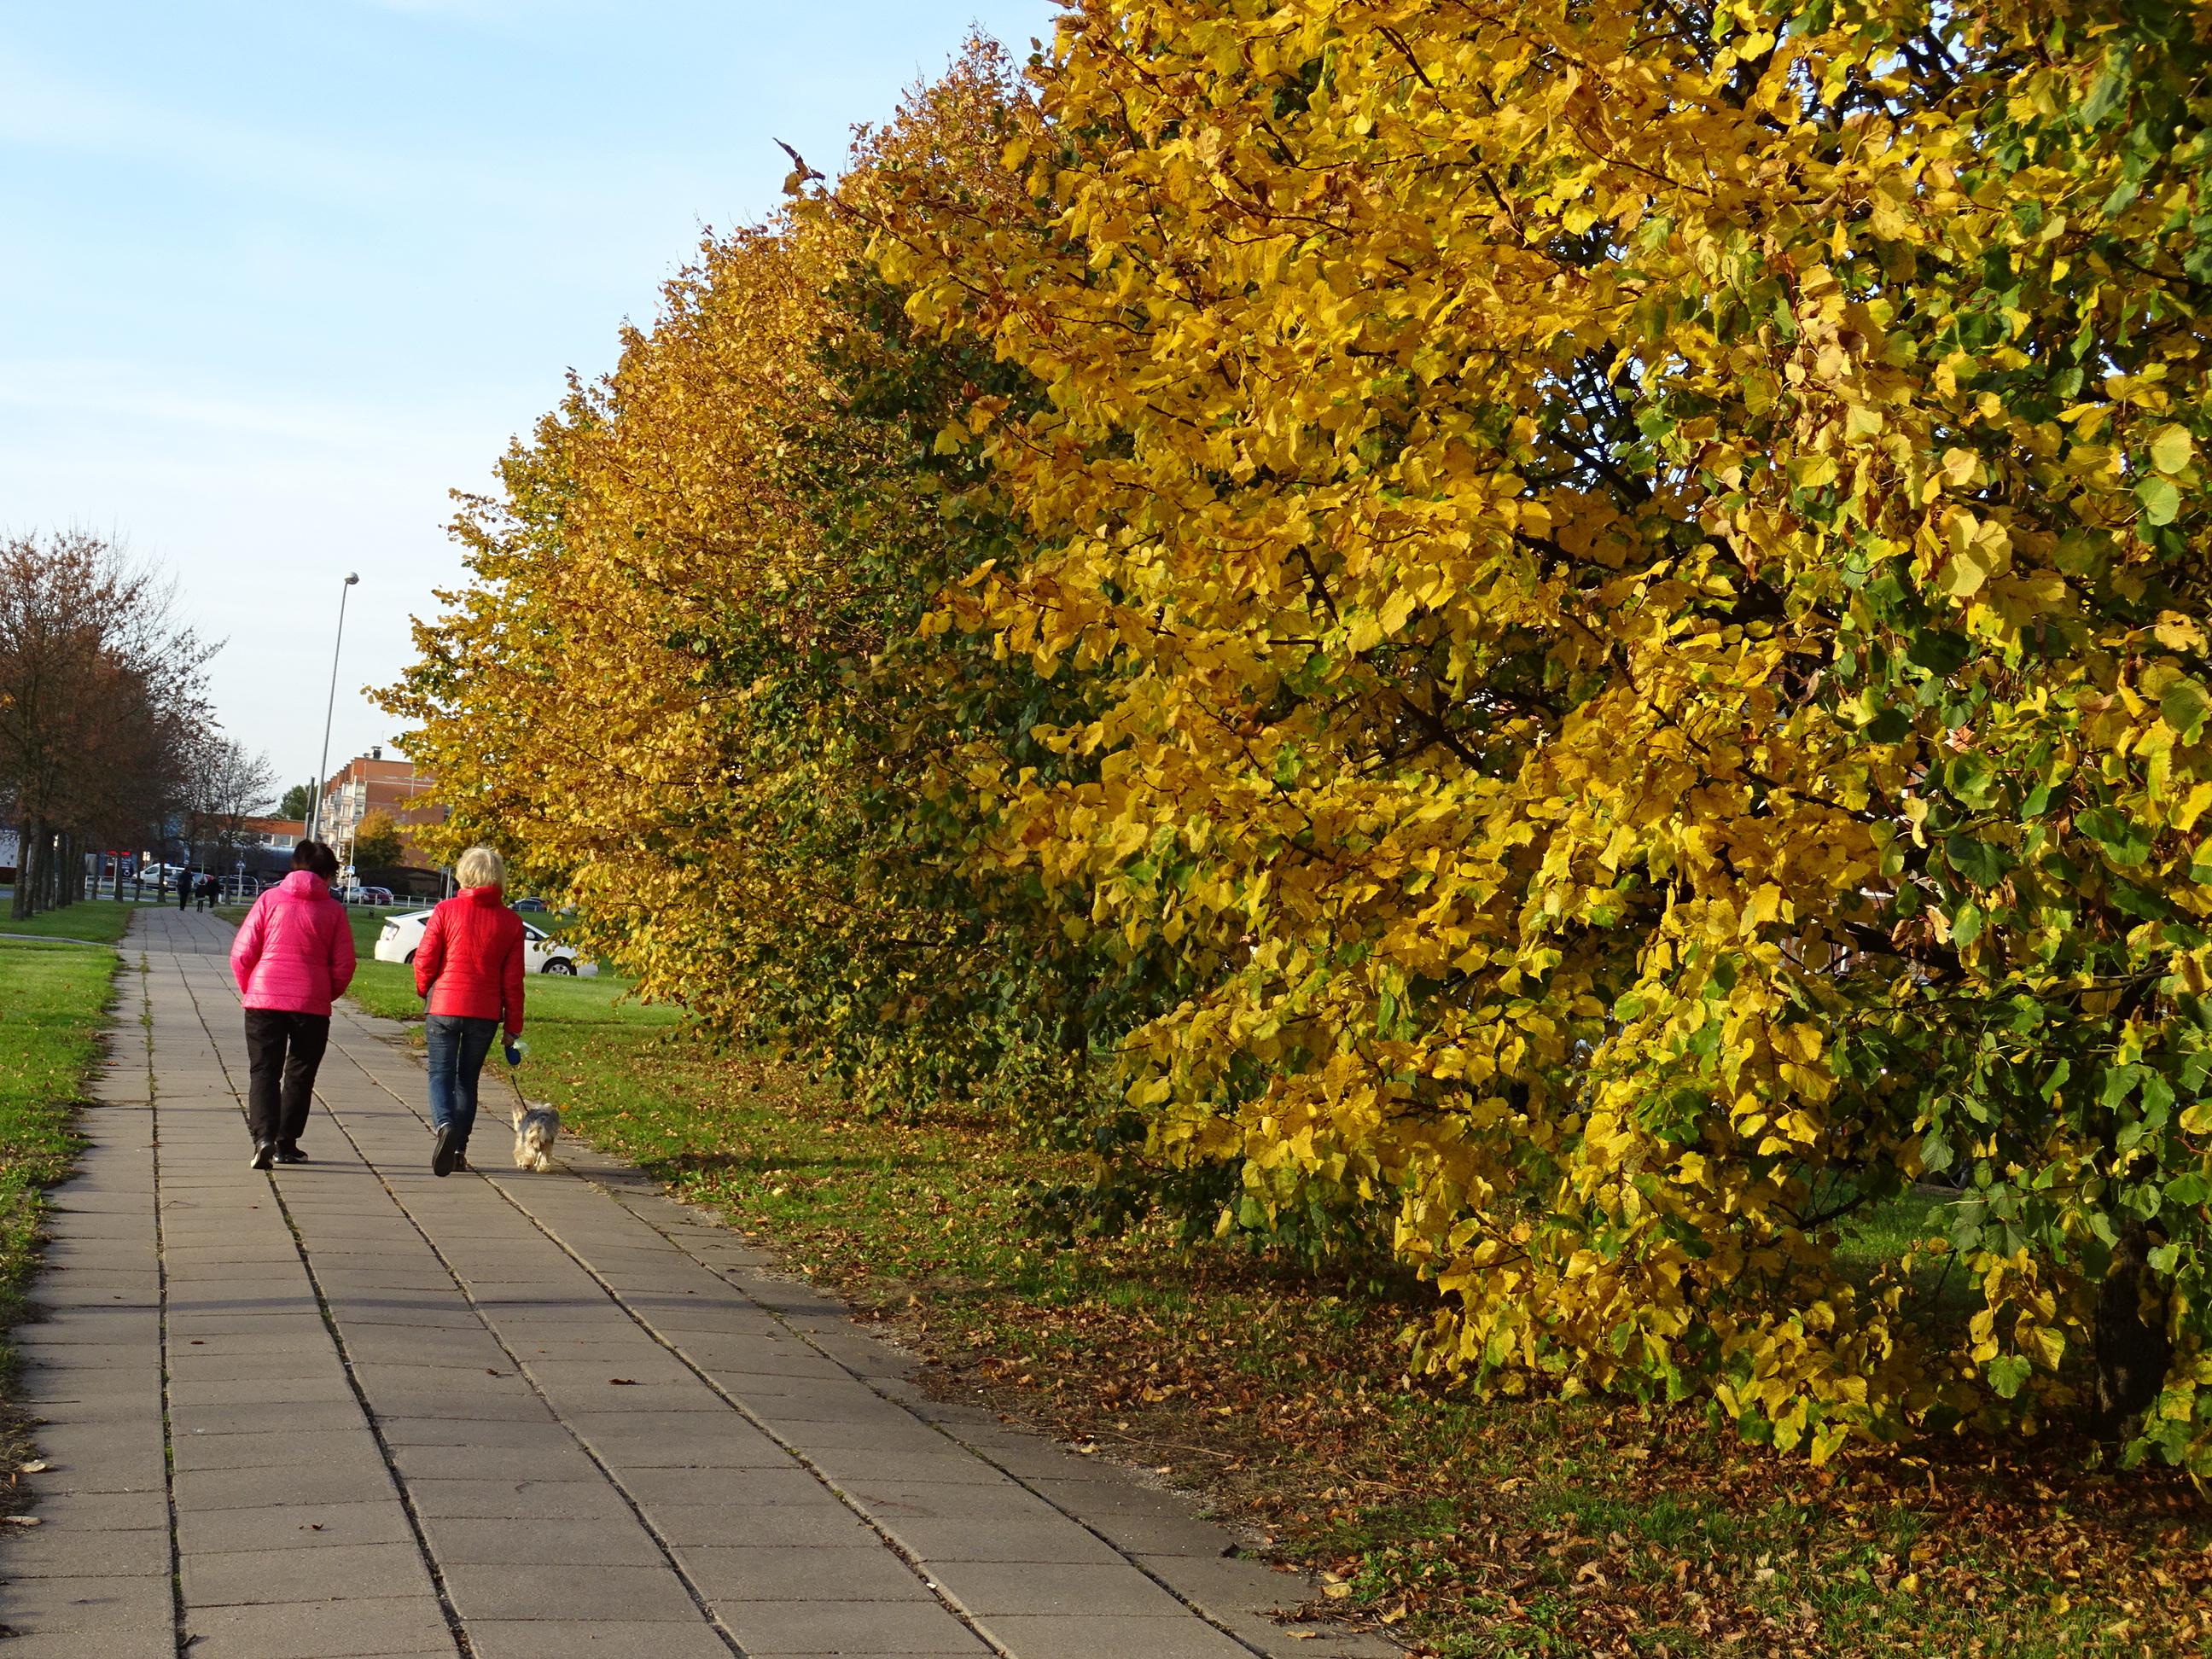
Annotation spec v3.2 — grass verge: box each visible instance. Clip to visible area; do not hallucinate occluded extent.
[345,977,2212,1656]
[0,938,122,1501]
[0,899,138,946]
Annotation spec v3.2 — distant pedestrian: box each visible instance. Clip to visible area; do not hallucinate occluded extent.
[177,870,191,911]
[229,841,355,1171]
[413,845,525,1177]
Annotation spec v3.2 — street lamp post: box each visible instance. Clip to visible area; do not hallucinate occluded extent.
[306,574,360,846]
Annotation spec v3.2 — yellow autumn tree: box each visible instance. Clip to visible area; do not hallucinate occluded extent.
[864,0,2212,1464]
[386,47,1180,1120]
[396,0,2212,1470]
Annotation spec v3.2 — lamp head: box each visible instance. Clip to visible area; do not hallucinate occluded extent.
[344,573,360,585]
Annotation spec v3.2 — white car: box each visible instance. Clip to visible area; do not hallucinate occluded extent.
[371,910,597,976]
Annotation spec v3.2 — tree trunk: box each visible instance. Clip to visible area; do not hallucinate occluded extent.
[2094,1223,2172,1440]
[13,818,40,920]
[56,831,73,908]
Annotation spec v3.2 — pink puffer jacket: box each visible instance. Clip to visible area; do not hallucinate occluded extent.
[230,870,357,1016]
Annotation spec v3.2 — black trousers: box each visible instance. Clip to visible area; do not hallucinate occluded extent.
[242,1010,330,1146]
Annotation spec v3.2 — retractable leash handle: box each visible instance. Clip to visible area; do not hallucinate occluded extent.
[505,1038,527,1068]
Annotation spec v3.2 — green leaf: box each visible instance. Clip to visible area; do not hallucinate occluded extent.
[1906,629,1971,677]
[1946,834,2006,888]
[2081,50,2130,125]
[2076,806,2151,867]
[1921,1127,1955,1174]
[2138,474,2181,527]
[1987,1354,2034,1400]
[2163,1172,2210,1208]
[2161,677,2211,742]
[1945,752,1997,808]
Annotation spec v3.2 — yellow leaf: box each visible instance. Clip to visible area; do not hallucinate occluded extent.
[2150,423,2195,475]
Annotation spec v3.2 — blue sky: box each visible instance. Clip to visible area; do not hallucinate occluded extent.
[0,0,1053,802]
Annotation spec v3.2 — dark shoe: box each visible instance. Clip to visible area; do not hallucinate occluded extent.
[432,1123,461,1178]
[452,1153,470,1173]
[274,1143,308,1164]
[248,1141,276,1171]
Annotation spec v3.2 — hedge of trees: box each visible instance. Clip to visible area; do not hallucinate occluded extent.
[0,532,230,919]
[387,0,2212,1472]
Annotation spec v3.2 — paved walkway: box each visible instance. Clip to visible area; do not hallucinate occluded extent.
[3,907,1392,1658]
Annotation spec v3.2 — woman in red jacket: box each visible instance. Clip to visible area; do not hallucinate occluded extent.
[414,845,526,1176]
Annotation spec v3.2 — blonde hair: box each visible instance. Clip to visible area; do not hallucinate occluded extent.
[456,846,506,890]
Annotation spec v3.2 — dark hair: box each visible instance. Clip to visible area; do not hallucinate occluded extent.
[291,840,340,880]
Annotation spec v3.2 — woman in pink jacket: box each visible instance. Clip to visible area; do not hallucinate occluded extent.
[229,841,356,1170]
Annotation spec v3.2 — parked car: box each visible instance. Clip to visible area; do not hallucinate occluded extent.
[513,897,548,913]
[341,885,395,906]
[371,910,597,976]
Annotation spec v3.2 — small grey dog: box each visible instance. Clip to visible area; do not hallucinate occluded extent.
[510,1099,561,1173]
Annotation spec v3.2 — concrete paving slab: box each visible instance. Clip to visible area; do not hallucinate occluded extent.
[182,1540,439,1605]
[0,1526,168,1579]
[874,1515,1128,1567]
[1021,1476,1243,1557]
[975,1614,1254,1659]
[174,1499,417,1555]
[439,1562,704,1622]
[402,1476,637,1521]
[654,1504,881,1550]
[372,1417,580,1451]
[0,1572,175,1630]
[178,1598,456,1657]
[416,1514,672,1567]
[717,1598,990,1656]
[678,1544,937,1603]
[463,1624,740,1659]
[936,1559,1193,1618]
[0,1631,178,1659]
[19,1487,170,1531]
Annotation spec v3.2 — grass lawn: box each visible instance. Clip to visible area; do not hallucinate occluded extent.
[0,899,138,946]
[0,940,120,1388]
[339,974,2211,1656]
[346,958,659,1027]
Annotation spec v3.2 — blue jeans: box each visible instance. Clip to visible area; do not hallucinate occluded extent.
[425,1015,499,1150]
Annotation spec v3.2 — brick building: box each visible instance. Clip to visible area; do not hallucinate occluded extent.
[313,749,445,872]
[241,817,306,853]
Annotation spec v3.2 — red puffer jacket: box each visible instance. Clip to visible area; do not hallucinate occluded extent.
[414,884,526,1037]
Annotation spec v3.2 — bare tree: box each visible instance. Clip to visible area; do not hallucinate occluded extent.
[180,736,277,882]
